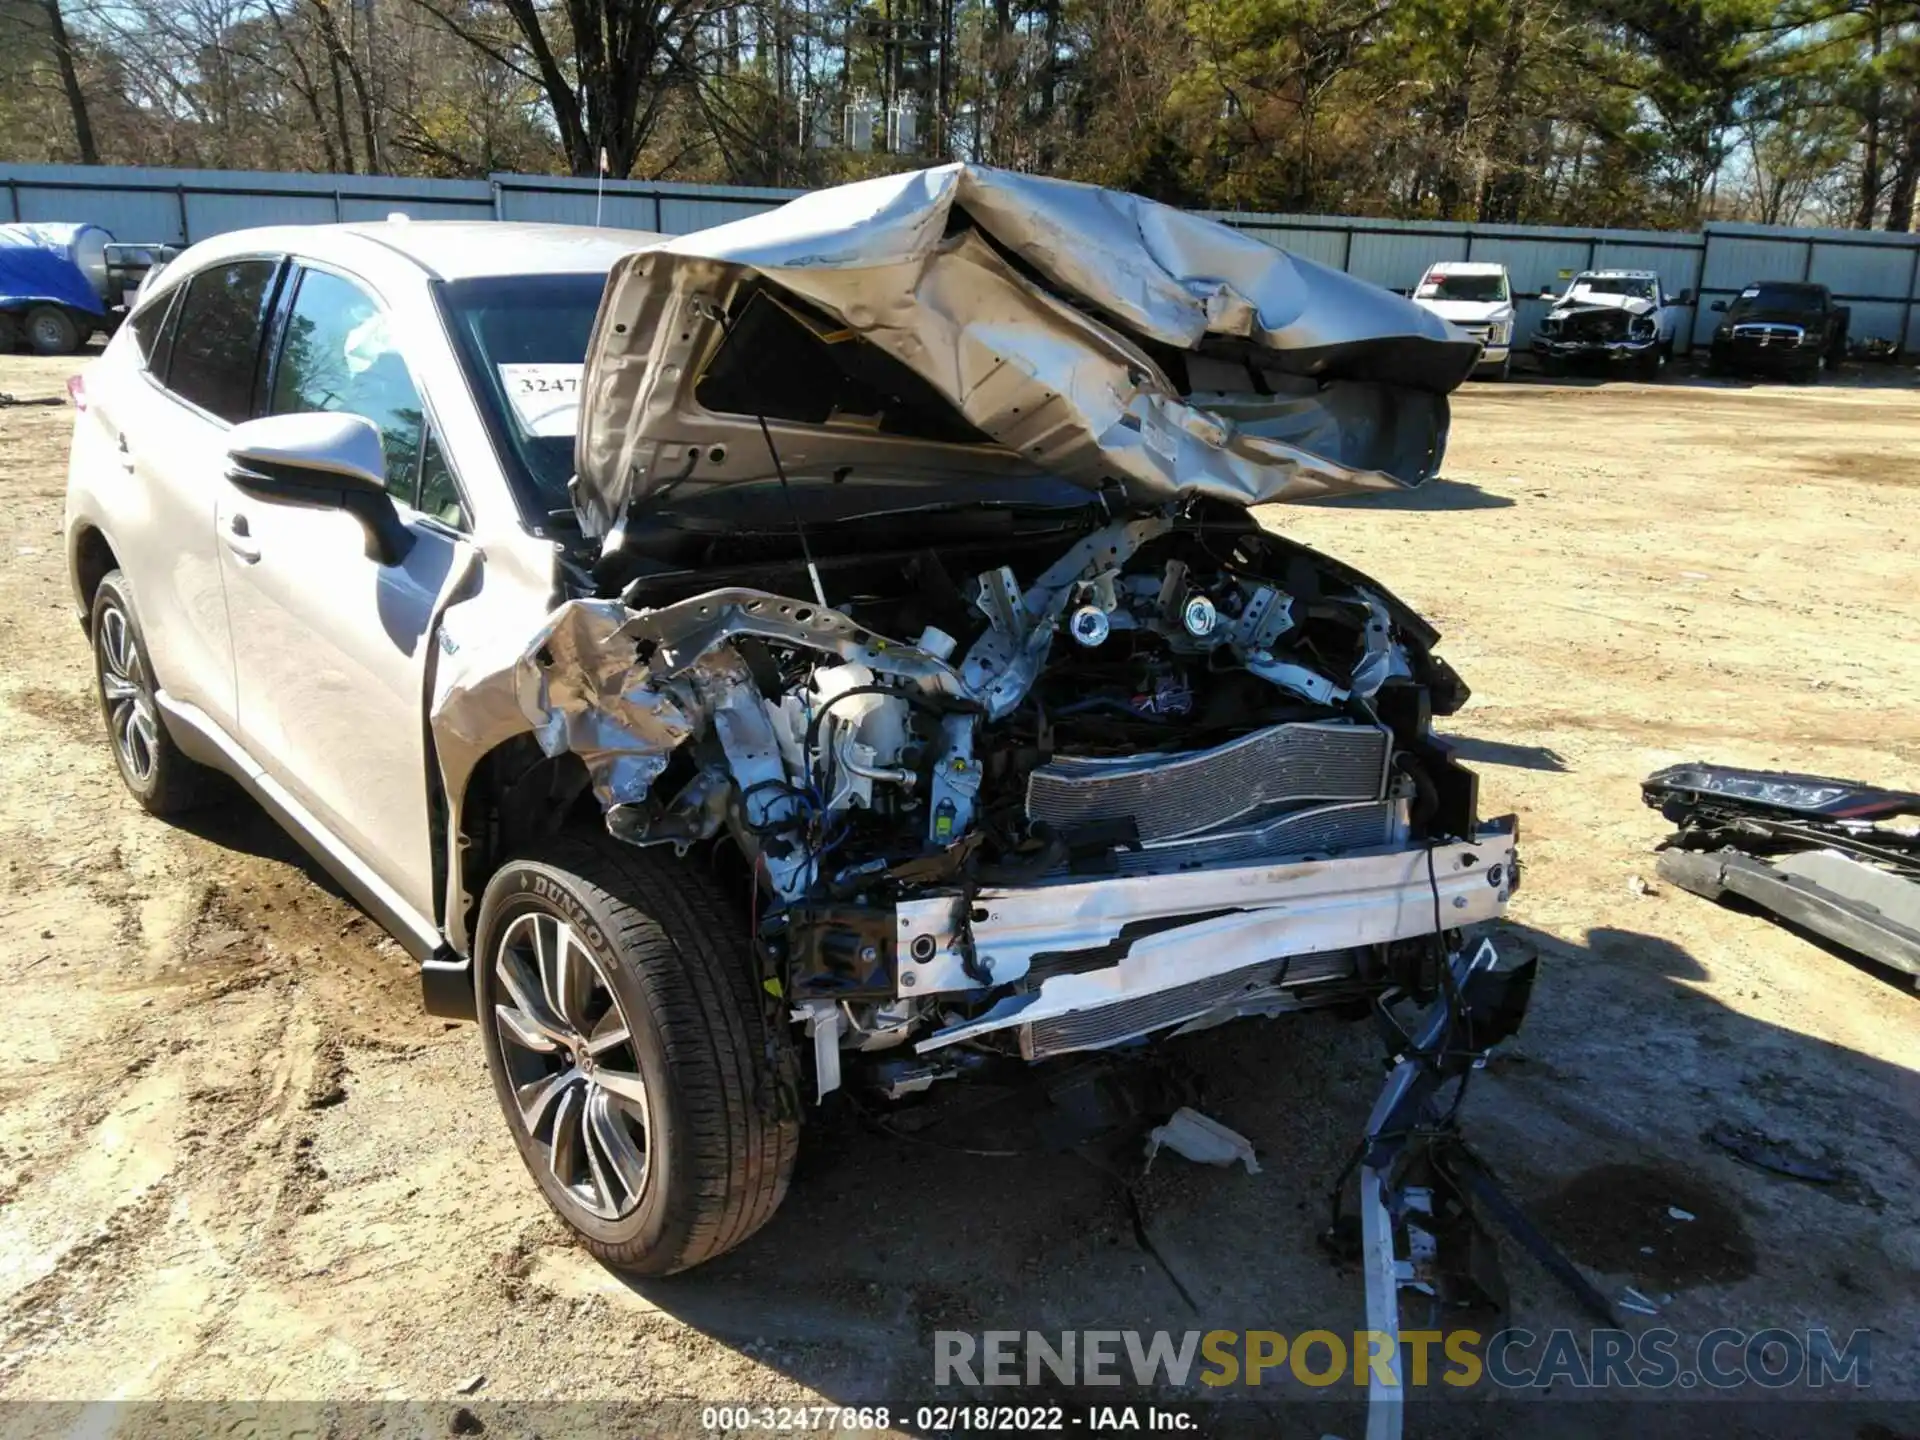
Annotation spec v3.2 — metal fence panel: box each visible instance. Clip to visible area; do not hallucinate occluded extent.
[8,161,1920,358]
[1591,240,1703,297]
[1701,232,1806,292]
[1206,217,1350,269]
[1347,230,1468,290]
[1808,240,1912,298]
[1466,236,1596,296]
[498,187,661,230]
[11,182,184,242]
[185,189,335,236]
[1840,299,1908,346]
[340,195,491,223]
[658,196,783,233]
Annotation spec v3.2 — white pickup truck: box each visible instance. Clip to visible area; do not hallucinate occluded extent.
[1411,262,1514,379]
[1531,269,1690,379]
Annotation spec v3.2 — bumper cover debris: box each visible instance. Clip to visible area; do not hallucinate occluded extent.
[1643,762,1920,985]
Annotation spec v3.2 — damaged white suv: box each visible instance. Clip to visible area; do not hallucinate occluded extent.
[66,166,1526,1280]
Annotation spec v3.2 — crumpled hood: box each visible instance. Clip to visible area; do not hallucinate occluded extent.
[1550,293,1656,318]
[573,164,1481,543]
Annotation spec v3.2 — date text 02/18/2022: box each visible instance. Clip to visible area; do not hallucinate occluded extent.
[698,1406,1198,1431]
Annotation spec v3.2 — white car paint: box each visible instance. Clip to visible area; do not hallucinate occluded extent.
[64,221,653,951]
[1542,269,1684,348]
[1411,261,1514,377]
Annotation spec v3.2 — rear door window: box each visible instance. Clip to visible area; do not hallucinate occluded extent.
[166,260,281,423]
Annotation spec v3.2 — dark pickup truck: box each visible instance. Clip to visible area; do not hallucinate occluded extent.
[1706,281,1849,381]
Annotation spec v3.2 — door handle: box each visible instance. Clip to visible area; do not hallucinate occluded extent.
[115,434,135,472]
[222,513,261,564]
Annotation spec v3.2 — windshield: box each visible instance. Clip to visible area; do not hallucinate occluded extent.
[1568,274,1656,302]
[1729,283,1824,316]
[1416,272,1508,304]
[439,272,608,517]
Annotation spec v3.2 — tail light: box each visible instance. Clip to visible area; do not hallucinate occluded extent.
[66,374,87,411]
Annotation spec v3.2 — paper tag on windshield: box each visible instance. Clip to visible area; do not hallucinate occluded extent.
[498,363,583,437]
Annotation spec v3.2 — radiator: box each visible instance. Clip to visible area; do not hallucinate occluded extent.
[1025,721,1391,843]
[1106,799,1400,876]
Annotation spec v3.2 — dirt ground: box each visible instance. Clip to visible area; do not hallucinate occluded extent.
[0,351,1916,1439]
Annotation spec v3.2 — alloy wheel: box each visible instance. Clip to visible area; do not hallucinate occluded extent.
[98,604,160,786]
[491,911,652,1220]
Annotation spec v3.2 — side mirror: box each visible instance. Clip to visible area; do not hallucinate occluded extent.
[226,412,413,566]
[1709,299,1726,312]
[1537,289,1558,302]
[1674,289,1693,306]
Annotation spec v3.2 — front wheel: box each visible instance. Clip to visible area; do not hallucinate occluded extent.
[475,835,799,1275]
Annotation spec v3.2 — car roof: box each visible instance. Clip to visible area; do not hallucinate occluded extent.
[1578,269,1657,279]
[166,220,664,283]
[1425,261,1506,275]
[337,220,665,279]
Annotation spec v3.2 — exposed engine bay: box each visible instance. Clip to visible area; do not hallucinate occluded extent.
[494,499,1512,1101]
[420,168,1555,1435]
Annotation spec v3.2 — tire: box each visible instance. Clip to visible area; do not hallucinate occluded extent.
[90,570,229,815]
[1633,348,1661,381]
[1539,354,1566,378]
[24,305,81,357]
[475,834,800,1275]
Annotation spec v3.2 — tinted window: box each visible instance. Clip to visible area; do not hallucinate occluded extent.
[440,272,606,515]
[1569,274,1656,301]
[270,267,425,496]
[128,286,181,372]
[1417,273,1507,303]
[1730,283,1825,315]
[417,431,466,529]
[168,261,280,423]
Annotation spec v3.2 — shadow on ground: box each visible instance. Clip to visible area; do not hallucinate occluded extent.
[1300,476,1515,511]
[1497,360,1919,393]
[611,919,1919,1437]
[168,785,353,904]
[1441,735,1570,772]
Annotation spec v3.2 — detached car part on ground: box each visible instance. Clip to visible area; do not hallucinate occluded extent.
[1704,282,1849,382]
[1531,269,1688,379]
[1645,763,1920,988]
[67,167,1541,1393]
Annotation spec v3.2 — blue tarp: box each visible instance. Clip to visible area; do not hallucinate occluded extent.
[0,232,105,315]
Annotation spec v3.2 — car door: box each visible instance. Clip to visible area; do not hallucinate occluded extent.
[1655,279,1677,344]
[98,258,284,733]
[216,261,472,919]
